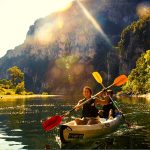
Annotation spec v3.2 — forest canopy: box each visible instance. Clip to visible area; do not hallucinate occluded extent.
[122,50,150,94]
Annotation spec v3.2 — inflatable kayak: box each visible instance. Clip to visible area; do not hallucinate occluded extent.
[59,114,122,143]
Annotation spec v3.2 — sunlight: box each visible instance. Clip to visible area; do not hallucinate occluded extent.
[51,0,74,12]
[76,0,111,45]
[0,0,74,57]
[136,3,150,18]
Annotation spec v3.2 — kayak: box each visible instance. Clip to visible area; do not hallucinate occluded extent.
[59,114,122,143]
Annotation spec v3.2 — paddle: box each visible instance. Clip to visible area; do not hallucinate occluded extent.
[92,71,130,127]
[42,74,128,132]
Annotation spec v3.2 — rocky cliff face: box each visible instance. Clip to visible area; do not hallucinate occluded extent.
[118,15,150,75]
[0,0,147,94]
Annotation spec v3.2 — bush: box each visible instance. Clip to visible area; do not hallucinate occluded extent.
[42,92,48,95]
[5,91,13,95]
[15,82,25,94]
[122,50,150,94]
[26,92,34,95]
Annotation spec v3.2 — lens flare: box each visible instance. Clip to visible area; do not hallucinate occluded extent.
[77,0,111,45]
[53,0,74,12]
[136,3,150,18]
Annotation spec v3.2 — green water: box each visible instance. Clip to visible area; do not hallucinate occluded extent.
[0,96,150,149]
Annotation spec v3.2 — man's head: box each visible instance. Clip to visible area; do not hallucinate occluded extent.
[106,90,113,96]
[102,89,113,97]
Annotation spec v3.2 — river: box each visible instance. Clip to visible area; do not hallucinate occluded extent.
[0,96,150,149]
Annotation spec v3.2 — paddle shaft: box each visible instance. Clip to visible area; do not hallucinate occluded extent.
[42,73,129,131]
[106,90,130,126]
[93,72,130,126]
[98,78,125,116]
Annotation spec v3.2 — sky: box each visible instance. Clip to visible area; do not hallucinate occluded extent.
[0,0,74,58]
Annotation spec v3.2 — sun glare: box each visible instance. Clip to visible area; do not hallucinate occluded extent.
[76,0,111,45]
[136,3,150,18]
[51,0,74,12]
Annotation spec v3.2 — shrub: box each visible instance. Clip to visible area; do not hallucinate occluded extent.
[42,92,48,95]
[15,82,25,94]
[26,92,34,95]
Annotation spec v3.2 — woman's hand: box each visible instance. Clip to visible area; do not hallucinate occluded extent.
[75,104,82,111]
[75,100,83,111]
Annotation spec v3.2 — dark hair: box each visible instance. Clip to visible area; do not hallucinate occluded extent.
[83,86,92,95]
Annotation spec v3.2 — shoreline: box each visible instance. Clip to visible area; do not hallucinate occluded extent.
[0,94,63,99]
[133,93,150,99]
[116,93,150,100]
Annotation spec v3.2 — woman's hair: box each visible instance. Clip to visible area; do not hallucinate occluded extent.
[83,86,92,95]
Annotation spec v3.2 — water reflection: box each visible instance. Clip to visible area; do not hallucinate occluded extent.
[0,122,26,149]
[0,96,150,149]
[117,96,150,105]
[59,137,115,149]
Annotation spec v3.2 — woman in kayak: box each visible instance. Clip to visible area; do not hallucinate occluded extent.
[75,86,109,125]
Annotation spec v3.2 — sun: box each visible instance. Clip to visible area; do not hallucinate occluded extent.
[49,0,74,13]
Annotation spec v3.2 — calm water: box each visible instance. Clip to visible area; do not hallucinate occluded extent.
[0,96,150,149]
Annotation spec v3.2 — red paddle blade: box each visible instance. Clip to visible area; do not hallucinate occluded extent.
[42,116,63,132]
[113,75,128,86]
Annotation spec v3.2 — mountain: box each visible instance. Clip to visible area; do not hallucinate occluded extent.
[118,15,150,75]
[0,0,149,94]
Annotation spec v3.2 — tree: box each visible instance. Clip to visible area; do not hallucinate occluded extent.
[122,50,150,94]
[7,66,24,86]
[15,82,25,94]
[0,79,13,89]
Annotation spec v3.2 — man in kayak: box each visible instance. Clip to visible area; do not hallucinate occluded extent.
[98,89,117,120]
[75,86,109,125]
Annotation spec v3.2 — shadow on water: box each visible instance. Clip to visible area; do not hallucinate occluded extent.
[58,137,115,149]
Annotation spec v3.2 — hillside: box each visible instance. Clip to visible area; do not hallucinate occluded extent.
[0,0,149,94]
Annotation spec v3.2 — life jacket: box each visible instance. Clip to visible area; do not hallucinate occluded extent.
[82,98,99,118]
[102,102,116,118]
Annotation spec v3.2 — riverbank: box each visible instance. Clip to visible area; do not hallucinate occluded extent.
[134,93,150,100]
[116,93,150,100]
[0,94,63,99]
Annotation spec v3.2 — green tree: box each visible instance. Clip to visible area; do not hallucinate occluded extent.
[122,50,150,94]
[15,81,25,94]
[7,66,24,86]
[118,15,150,55]
[0,79,13,89]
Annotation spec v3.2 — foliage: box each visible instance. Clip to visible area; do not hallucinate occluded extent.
[7,66,24,86]
[0,88,15,95]
[0,79,13,89]
[15,82,25,94]
[42,92,48,95]
[26,92,34,95]
[122,50,150,94]
[5,91,13,95]
[0,66,35,95]
[118,15,150,55]
[0,86,5,95]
